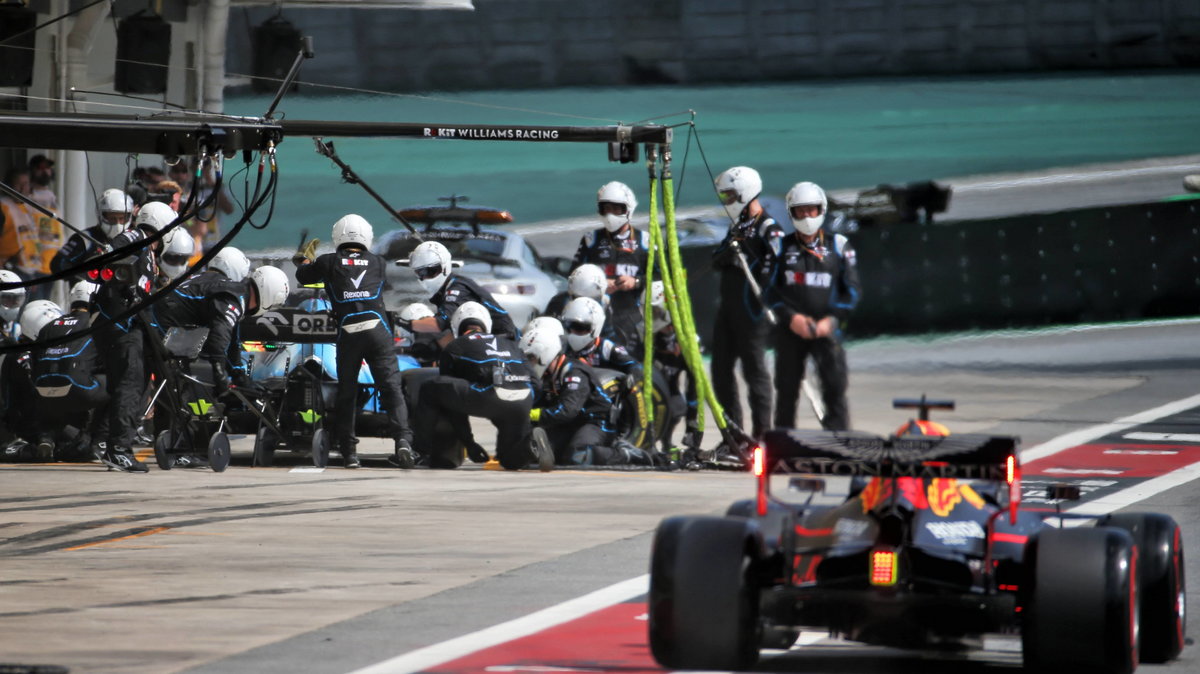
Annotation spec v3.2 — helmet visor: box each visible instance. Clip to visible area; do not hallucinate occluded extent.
[790,204,823,219]
[162,252,191,267]
[102,211,130,225]
[413,263,443,281]
[566,320,592,335]
[718,189,740,206]
[0,292,23,309]
[597,202,627,216]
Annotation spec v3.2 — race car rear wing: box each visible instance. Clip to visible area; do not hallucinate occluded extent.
[755,429,1022,523]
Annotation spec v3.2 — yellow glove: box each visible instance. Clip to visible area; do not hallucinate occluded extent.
[529,408,541,423]
[292,238,320,266]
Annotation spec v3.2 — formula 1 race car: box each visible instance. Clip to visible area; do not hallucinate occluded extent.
[648,398,1186,673]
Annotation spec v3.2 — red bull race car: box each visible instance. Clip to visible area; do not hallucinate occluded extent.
[648,398,1186,673]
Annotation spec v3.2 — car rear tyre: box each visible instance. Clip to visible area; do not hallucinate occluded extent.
[1022,527,1138,674]
[648,515,760,670]
[1101,512,1186,663]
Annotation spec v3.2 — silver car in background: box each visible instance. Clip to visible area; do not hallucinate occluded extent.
[374,198,566,327]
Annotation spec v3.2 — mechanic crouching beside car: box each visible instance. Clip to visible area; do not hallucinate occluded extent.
[294,214,416,470]
[406,240,517,344]
[412,301,549,471]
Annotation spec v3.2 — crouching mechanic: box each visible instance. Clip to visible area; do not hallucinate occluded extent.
[413,302,550,470]
[29,282,108,460]
[294,214,416,469]
[1,300,61,460]
[522,324,652,466]
[406,240,517,342]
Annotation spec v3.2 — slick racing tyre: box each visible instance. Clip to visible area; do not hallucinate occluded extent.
[596,368,670,451]
[1022,527,1138,674]
[649,516,762,670]
[1101,512,1186,663]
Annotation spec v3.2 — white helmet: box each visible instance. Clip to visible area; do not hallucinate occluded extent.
[714,166,762,223]
[649,280,671,332]
[249,265,290,316]
[451,301,492,336]
[562,296,605,352]
[409,241,452,297]
[158,228,194,281]
[786,181,828,236]
[98,188,133,239]
[396,302,434,347]
[68,280,99,309]
[567,263,607,301]
[520,327,563,378]
[133,201,177,233]
[19,299,62,341]
[524,315,564,339]
[209,246,250,282]
[0,270,26,324]
[597,181,637,232]
[332,213,374,250]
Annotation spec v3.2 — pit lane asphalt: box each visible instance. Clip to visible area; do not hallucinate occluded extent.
[2,320,1198,674]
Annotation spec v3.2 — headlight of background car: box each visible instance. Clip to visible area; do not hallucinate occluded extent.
[482,282,537,296]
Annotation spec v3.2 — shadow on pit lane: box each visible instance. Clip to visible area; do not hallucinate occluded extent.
[753,644,1023,673]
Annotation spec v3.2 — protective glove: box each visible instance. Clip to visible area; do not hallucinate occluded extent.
[529,408,541,423]
[292,237,320,267]
[231,369,252,390]
[210,360,230,396]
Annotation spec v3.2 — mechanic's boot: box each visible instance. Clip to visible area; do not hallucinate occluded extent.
[615,440,653,466]
[172,455,206,469]
[2,439,31,462]
[530,427,554,472]
[342,452,360,469]
[105,447,149,473]
[390,439,416,470]
[35,435,55,461]
[91,440,108,463]
[465,440,490,464]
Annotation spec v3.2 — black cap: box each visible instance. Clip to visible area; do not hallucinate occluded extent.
[28,154,54,169]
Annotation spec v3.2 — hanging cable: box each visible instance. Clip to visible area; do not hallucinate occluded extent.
[0,0,110,47]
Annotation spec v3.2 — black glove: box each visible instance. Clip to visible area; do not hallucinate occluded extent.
[210,360,230,396]
[231,369,252,389]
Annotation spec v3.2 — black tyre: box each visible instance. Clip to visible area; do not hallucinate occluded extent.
[1101,512,1186,662]
[253,426,277,467]
[1022,527,1138,674]
[616,369,670,451]
[311,428,329,468]
[153,430,174,471]
[207,432,231,473]
[648,516,760,670]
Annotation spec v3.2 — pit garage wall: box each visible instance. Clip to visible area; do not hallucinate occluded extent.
[225,0,1200,91]
[681,198,1200,340]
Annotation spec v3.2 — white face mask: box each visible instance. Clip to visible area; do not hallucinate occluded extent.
[602,213,627,232]
[419,274,447,297]
[792,214,825,236]
[566,332,593,352]
[722,202,745,223]
[100,222,125,239]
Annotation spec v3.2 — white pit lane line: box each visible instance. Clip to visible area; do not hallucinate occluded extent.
[347,393,1200,674]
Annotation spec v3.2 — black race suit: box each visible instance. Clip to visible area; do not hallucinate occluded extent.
[571,227,650,353]
[766,230,860,431]
[414,331,537,470]
[430,274,517,339]
[50,225,113,287]
[152,270,250,381]
[710,210,782,438]
[296,246,412,453]
[31,309,109,450]
[534,357,623,466]
[94,229,157,451]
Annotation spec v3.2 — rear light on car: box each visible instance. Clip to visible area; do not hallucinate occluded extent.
[1006,454,1021,525]
[753,445,768,516]
[869,549,898,586]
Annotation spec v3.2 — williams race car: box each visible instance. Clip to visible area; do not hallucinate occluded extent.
[648,398,1186,673]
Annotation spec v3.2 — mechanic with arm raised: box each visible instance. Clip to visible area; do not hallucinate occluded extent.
[406,240,517,345]
[50,188,132,287]
[766,182,860,431]
[710,166,783,441]
[294,214,416,469]
[522,324,652,467]
[570,182,650,354]
[412,302,548,470]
